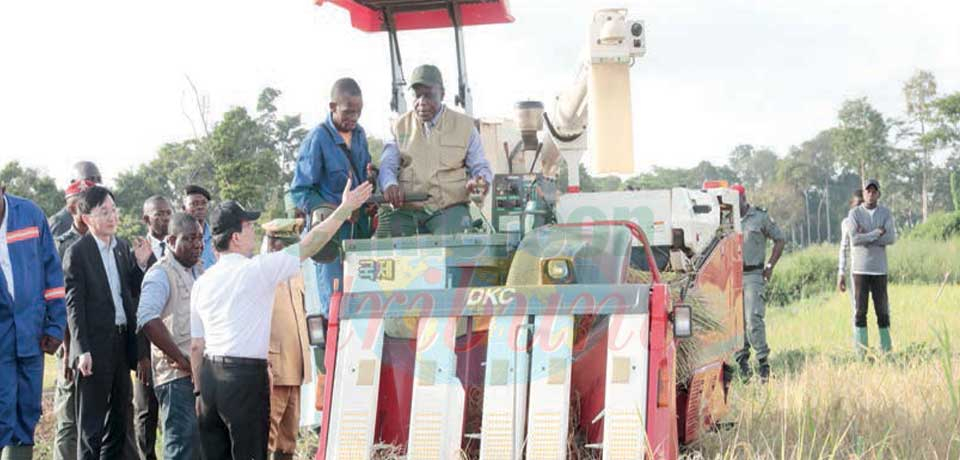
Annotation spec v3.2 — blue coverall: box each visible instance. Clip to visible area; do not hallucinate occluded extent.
[0,194,67,447]
[290,113,372,317]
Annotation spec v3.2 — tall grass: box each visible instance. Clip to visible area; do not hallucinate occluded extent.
[767,238,960,306]
[687,285,960,459]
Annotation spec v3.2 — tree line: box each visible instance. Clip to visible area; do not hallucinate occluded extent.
[576,70,960,247]
[3,70,959,247]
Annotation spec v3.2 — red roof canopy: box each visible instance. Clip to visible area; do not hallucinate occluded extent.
[315,0,514,32]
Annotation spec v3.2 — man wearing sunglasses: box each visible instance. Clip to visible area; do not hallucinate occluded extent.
[377,64,492,237]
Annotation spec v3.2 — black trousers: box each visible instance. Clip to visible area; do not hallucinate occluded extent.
[76,330,133,460]
[198,356,270,460]
[133,370,159,460]
[853,274,890,328]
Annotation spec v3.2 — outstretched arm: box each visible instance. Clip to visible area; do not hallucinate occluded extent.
[294,178,373,263]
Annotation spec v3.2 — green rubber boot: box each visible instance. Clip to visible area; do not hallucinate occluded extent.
[879,328,893,353]
[854,327,869,358]
[1,445,34,460]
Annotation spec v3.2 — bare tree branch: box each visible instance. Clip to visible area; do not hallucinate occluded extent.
[185,74,210,137]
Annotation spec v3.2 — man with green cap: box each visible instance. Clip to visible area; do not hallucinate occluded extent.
[377,64,492,236]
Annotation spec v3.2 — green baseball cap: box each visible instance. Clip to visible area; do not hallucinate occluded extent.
[409,64,443,88]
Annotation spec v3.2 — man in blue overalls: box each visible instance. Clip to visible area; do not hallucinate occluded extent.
[290,77,372,317]
[0,183,67,459]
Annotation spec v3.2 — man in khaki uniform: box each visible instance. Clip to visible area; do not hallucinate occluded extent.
[731,184,785,382]
[263,219,313,460]
[377,64,492,236]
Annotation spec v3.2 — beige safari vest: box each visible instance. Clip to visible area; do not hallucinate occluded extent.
[393,107,475,211]
[151,255,202,387]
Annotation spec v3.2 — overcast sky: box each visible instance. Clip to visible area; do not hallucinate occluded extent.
[2,0,958,186]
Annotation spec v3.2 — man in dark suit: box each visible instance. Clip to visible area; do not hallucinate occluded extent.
[131,196,171,460]
[63,186,152,460]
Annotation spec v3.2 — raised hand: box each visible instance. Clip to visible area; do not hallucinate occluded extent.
[133,236,153,267]
[340,177,374,213]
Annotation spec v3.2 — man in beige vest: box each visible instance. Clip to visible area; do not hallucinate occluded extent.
[377,64,492,236]
[137,212,204,460]
[263,219,312,460]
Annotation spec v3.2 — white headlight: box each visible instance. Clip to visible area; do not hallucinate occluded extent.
[673,305,692,338]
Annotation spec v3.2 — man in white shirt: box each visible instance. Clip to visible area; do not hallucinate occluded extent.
[837,189,863,303]
[190,179,371,459]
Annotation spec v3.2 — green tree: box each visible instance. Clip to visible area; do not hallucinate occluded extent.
[898,70,938,221]
[0,161,63,217]
[952,171,960,212]
[727,144,779,189]
[208,106,283,214]
[368,135,385,166]
[928,92,960,153]
[832,97,890,184]
[112,87,306,238]
[201,88,307,219]
[256,88,308,187]
[113,139,216,239]
[623,161,739,190]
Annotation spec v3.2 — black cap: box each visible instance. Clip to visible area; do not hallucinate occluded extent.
[183,185,212,201]
[864,178,880,190]
[209,200,261,236]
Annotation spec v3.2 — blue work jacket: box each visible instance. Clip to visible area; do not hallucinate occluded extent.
[290,113,371,213]
[0,194,66,358]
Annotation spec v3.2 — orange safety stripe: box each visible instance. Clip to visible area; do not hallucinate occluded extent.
[44,287,66,301]
[7,226,40,244]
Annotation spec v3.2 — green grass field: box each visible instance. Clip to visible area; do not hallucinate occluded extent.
[687,284,960,459]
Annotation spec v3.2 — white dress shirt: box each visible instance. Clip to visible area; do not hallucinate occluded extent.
[149,233,166,261]
[95,236,127,326]
[190,250,300,359]
[0,195,14,300]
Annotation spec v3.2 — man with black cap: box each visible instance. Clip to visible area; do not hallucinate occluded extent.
[845,179,896,356]
[49,161,102,238]
[190,179,371,459]
[377,64,492,237]
[181,185,216,269]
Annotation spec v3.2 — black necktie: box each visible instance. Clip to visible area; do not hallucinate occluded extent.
[159,241,166,258]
